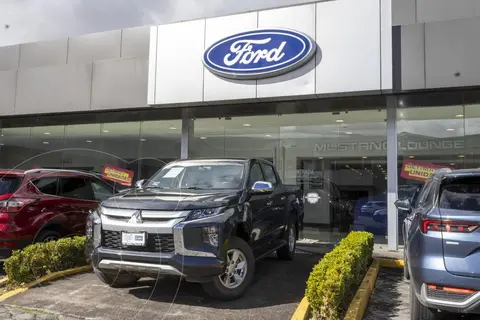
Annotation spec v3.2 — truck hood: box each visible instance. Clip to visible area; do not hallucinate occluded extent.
[101,188,242,211]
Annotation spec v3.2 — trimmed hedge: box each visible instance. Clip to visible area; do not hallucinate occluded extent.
[305,231,374,320]
[4,236,87,287]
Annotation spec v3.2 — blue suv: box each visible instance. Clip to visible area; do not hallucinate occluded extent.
[396,168,480,319]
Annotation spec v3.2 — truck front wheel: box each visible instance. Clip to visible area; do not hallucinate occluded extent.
[94,268,139,288]
[202,237,255,300]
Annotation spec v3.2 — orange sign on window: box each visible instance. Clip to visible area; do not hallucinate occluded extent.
[401,160,451,182]
[102,165,134,186]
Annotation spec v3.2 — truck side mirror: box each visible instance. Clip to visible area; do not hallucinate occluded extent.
[251,181,274,195]
[395,199,411,212]
[135,179,146,189]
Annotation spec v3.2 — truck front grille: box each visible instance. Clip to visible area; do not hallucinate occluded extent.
[102,230,175,253]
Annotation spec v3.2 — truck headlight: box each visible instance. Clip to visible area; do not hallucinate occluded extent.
[87,209,102,247]
[185,207,225,221]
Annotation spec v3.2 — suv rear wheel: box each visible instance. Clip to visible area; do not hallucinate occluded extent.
[410,281,436,320]
[35,230,61,243]
[94,268,139,288]
[202,236,255,300]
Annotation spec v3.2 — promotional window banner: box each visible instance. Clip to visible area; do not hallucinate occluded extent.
[401,160,451,182]
[102,165,134,186]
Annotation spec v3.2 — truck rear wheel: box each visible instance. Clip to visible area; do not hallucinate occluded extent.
[277,220,296,260]
[202,237,255,300]
[94,268,139,288]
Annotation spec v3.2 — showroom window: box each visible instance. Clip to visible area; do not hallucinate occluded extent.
[193,108,388,244]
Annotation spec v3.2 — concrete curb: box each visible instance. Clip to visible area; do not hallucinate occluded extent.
[0,265,92,302]
[290,258,404,320]
[290,296,310,320]
[344,259,381,320]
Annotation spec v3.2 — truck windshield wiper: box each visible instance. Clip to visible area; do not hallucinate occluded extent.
[145,185,165,189]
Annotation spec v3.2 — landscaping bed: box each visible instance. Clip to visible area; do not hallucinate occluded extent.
[305,231,374,320]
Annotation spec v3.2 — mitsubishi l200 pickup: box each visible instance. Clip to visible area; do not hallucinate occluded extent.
[85,158,304,300]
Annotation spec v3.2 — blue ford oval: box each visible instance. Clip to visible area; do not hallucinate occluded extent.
[202,28,317,80]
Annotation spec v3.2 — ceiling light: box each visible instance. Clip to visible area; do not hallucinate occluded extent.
[335,119,344,123]
[446,128,455,131]
[0,134,3,137]
[265,134,272,137]
[459,155,465,158]
[86,140,92,143]
[200,137,207,140]
[102,130,109,133]
[169,127,176,130]
[0,143,4,146]
[362,156,368,159]
[345,131,353,135]
[44,132,50,135]
[409,155,415,159]
[43,141,50,145]
[140,138,147,142]
[318,157,323,159]
[455,114,464,118]
[242,124,251,127]
[450,163,455,166]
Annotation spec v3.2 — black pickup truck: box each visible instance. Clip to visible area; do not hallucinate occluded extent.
[85,158,304,300]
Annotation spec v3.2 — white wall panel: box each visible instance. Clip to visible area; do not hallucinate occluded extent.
[15,63,92,114]
[257,4,316,99]
[0,70,16,115]
[381,0,393,90]
[154,20,205,104]
[401,24,426,90]
[417,0,480,24]
[425,17,480,89]
[203,13,257,102]
[315,0,381,96]
[392,0,416,26]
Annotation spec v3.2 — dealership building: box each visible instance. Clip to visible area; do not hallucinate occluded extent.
[1,0,480,250]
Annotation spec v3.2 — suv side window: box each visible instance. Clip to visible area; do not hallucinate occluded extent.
[90,179,114,201]
[59,177,94,200]
[416,177,434,209]
[260,163,278,186]
[32,178,59,196]
[248,163,265,188]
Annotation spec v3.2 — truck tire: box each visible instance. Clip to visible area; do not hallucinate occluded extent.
[410,281,436,320]
[202,237,255,300]
[94,268,139,288]
[277,220,296,260]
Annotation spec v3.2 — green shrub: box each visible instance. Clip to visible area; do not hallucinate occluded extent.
[305,231,374,320]
[4,236,87,287]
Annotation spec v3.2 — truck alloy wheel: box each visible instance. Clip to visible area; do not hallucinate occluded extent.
[219,249,248,289]
[201,236,255,300]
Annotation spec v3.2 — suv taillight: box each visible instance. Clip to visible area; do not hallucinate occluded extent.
[0,198,38,213]
[421,219,479,233]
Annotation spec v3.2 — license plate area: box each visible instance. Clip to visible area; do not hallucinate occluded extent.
[121,232,146,246]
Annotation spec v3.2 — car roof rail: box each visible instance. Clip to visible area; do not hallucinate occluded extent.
[23,168,98,175]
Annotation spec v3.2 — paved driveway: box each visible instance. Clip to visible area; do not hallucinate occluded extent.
[3,251,321,320]
[365,268,480,320]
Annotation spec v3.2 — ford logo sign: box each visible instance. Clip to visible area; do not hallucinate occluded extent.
[203,28,316,80]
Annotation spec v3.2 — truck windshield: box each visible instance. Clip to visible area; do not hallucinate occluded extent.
[146,163,245,190]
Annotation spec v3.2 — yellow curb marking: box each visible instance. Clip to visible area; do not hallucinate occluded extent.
[378,258,404,269]
[0,265,92,302]
[291,296,310,320]
[290,259,404,320]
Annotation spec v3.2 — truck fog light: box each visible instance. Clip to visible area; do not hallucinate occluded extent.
[86,218,93,239]
[202,226,218,247]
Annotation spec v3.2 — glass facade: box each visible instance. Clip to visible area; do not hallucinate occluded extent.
[2,93,480,249]
[0,120,181,181]
[193,109,388,244]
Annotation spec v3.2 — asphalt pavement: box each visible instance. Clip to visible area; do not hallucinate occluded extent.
[364,268,480,320]
[2,251,321,320]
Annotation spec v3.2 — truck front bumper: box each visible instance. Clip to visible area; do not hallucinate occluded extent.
[91,247,225,282]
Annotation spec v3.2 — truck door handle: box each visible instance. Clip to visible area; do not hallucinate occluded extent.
[266,200,273,206]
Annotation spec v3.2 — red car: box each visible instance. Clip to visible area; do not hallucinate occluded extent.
[0,168,118,260]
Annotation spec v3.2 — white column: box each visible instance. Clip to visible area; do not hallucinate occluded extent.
[387,96,398,251]
[181,109,194,159]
